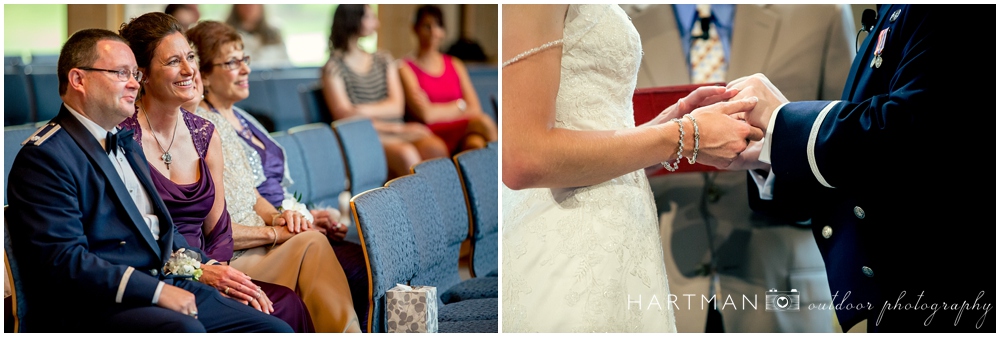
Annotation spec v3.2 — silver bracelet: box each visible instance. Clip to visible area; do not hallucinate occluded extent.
[661,118,685,171]
[685,115,699,164]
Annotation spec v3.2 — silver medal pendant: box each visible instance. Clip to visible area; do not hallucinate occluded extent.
[874,55,882,68]
[162,152,172,170]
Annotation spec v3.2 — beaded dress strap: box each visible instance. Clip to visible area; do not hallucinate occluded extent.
[502,39,563,68]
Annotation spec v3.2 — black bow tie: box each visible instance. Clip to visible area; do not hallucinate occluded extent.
[105,129,133,155]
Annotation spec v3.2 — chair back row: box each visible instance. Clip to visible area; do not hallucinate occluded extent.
[350,145,497,332]
[270,119,388,243]
[453,145,499,278]
[5,66,59,126]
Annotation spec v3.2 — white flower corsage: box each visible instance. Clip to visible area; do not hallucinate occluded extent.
[163,248,203,281]
[280,198,314,223]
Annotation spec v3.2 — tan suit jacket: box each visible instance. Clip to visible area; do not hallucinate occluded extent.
[629,4,855,101]
[624,4,856,333]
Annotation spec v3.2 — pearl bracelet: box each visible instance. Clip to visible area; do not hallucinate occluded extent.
[661,118,685,171]
[685,115,700,164]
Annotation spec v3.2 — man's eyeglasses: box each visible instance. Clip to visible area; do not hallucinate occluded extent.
[78,67,143,83]
[213,56,251,71]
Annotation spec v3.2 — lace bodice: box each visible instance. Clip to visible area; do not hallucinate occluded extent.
[554,4,642,131]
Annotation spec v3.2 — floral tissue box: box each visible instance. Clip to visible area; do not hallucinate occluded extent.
[386,284,438,333]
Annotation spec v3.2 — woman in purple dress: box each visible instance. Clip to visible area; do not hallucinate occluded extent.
[187,20,370,331]
[118,12,313,332]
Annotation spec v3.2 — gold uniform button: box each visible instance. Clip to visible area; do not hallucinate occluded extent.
[853,206,865,219]
[822,226,833,239]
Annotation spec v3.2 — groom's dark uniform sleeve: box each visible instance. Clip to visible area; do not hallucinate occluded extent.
[748,5,993,332]
[7,126,163,306]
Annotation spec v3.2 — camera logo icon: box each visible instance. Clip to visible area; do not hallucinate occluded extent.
[766,289,800,311]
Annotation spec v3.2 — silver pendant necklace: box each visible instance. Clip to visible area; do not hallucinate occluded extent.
[141,105,179,170]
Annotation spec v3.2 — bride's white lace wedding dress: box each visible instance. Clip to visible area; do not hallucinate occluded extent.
[502,4,677,332]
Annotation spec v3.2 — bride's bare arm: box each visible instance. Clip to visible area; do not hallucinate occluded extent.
[502,5,762,190]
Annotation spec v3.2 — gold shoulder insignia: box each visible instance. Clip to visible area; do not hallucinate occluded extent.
[20,123,62,146]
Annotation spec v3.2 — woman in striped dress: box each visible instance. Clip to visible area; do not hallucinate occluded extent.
[321,4,448,179]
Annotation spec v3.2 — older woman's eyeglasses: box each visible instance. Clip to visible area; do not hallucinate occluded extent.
[78,67,143,82]
[213,56,251,71]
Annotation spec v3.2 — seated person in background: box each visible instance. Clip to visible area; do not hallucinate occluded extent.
[164,4,199,31]
[117,12,314,332]
[227,4,291,69]
[399,5,498,153]
[186,20,371,330]
[6,27,291,333]
[322,4,448,179]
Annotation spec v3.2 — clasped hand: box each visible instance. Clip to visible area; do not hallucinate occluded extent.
[651,74,791,171]
[651,86,765,168]
[199,264,275,314]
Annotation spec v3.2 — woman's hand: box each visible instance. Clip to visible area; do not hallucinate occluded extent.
[246,287,275,314]
[311,209,348,241]
[199,264,273,313]
[688,97,765,168]
[273,209,311,233]
[646,86,740,126]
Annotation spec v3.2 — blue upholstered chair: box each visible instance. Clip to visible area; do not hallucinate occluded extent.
[263,77,313,132]
[466,66,498,122]
[234,70,273,123]
[269,131,311,202]
[386,175,497,305]
[331,117,387,197]
[439,319,498,333]
[299,84,333,126]
[287,123,356,243]
[352,184,496,332]
[26,70,60,123]
[4,56,23,67]
[27,54,58,66]
[453,147,499,278]
[412,159,471,240]
[4,124,39,204]
[5,208,28,332]
[411,158,475,274]
[5,66,33,126]
[265,68,319,131]
[349,187,419,333]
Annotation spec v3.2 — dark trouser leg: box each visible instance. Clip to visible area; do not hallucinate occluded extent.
[100,306,206,332]
[330,240,369,332]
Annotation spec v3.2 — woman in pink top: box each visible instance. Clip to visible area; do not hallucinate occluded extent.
[399,5,498,154]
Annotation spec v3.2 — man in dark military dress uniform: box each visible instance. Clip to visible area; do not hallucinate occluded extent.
[723,4,994,333]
